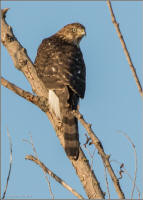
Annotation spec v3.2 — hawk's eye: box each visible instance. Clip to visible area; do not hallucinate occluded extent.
[72,28,77,33]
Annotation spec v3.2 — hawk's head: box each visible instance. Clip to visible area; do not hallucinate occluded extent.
[57,23,86,45]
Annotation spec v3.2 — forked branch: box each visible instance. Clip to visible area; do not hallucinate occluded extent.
[25,155,84,199]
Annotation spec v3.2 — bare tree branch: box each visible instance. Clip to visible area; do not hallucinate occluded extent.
[25,155,85,199]
[107,0,143,97]
[73,110,125,199]
[117,131,138,199]
[1,77,49,112]
[24,136,55,199]
[2,129,13,200]
[1,8,105,199]
[111,160,141,199]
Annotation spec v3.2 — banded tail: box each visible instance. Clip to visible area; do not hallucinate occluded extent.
[62,111,79,160]
[49,89,79,160]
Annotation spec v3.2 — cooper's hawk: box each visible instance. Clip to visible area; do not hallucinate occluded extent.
[34,23,86,160]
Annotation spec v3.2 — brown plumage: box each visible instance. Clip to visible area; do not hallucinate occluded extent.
[34,23,86,160]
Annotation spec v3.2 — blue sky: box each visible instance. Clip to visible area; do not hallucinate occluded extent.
[1,1,142,199]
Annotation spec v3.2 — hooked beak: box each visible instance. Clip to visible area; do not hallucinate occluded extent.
[82,29,86,36]
[78,28,86,37]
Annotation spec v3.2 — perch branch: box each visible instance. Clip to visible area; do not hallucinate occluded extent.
[25,155,84,199]
[1,8,105,199]
[107,0,143,97]
[73,110,125,199]
[2,129,13,200]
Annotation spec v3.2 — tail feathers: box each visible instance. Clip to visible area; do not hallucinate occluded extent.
[63,115,79,160]
[49,88,79,160]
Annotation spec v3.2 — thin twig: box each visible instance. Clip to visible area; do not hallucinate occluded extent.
[111,159,140,199]
[104,164,111,199]
[23,136,54,199]
[23,138,38,158]
[82,144,94,165]
[29,135,38,158]
[118,163,124,180]
[73,110,125,199]
[91,148,96,171]
[25,155,84,199]
[2,129,13,199]
[107,0,143,97]
[84,133,92,147]
[44,174,55,200]
[117,130,137,199]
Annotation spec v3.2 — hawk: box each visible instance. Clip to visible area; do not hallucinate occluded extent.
[34,23,86,160]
